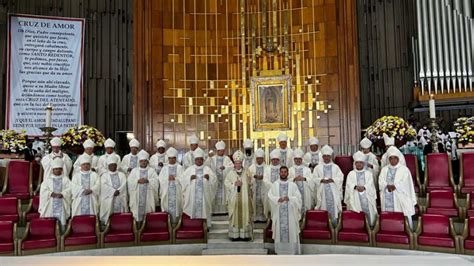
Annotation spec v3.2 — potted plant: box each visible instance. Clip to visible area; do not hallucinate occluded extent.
[454,117,474,148]
[61,125,106,155]
[365,116,417,149]
[0,129,27,158]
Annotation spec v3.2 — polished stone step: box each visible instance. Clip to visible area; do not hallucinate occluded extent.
[208,229,264,240]
[206,238,264,249]
[202,248,268,255]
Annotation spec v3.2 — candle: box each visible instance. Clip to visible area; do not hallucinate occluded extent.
[429,95,436,119]
[46,104,52,127]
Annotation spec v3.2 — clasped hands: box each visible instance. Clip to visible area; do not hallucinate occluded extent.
[294,175,305,182]
[190,174,209,180]
[138,178,149,184]
[386,184,396,192]
[278,196,289,203]
[82,189,93,195]
[320,178,334,184]
[51,192,63,198]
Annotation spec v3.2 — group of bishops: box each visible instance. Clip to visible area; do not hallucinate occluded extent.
[38,132,417,255]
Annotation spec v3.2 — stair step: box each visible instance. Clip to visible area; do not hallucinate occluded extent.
[202,248,268,255]
[206,238,264,249]
[211,215,229,221]
[208,228,264,240]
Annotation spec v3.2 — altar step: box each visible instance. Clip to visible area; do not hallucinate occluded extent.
[203,214,269,255]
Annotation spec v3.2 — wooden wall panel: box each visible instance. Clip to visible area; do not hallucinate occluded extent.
[0,0,133,137]
[134,0,361,152]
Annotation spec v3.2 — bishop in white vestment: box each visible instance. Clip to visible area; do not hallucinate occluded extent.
[242,139,255,169]
[41,137,73,179]
[150,140,169,176]
[206,141,234,214]
[380,133,406,168]
[73,139,99,175]
[120,139,141,175]
[127,150,160,222]
[248,148,272,222]
[39,158,72,230]
[273,132,294,168]
[97,138,122,176]
[182,135,199,170]
[99,156,129,225]
[344,151,378,226]
[289,149,315,215]
[181,148,218,228]
[71,155,100,217]
[359,137,380,187]
[268,166,302,255]
[158,147,184,225]
[225,151,253,240]
[379,146,417,229]
[303,137,322,171]
[313,145,344,226]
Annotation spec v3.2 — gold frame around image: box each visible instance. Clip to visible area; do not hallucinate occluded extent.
[250,75,292,131]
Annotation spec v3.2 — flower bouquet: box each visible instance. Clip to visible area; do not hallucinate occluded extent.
[61,125,105,154]
[0,129,27,153]
[365,116,417,148]
[454,117,474,147]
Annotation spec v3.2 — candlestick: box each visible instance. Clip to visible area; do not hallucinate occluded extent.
[429,94,436,119]
[45,104,53,127]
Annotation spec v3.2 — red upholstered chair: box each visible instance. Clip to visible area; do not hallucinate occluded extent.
[465,192,474,218]
[425,190,463,219]
[460,152,474,195]
[334,156,353,179]
[0,221,17,256]
[1,160,32,201]
[336,211,372,246]
[459,217,474,255]
[138,212,171,245]
[101,213,137,248]
[404,154,423,195]
[335,156,354,195]
[424,153,456,194]
[19,218,59,255]
[0,197,21,224]
[373,212,414,249]
[61,215,99,251]
[22,194,40,223]
[31,160,42,194]
[301,210,334,244]
[416,214,458,253]
[264,220,273,243]
[174,213,207,244]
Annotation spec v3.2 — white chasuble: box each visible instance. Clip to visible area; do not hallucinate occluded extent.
[39,174,72,226]
[71,171,100,217]
[99,171,129,224]
[313,163,344,225]
[344,169,378,226]
[289,165,316,215]
[225,169,253,239]
[128,167,159,222]
[249,164,272,222]
[158,163,184,224]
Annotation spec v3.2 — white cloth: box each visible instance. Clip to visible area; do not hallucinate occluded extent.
[149,152,169,175]
[379,164,417,217]
[97,153,122,176]
[99,171,129,224]
[273,148,294,168]
[182,150,196,170]
[362,152,380,188]
[39,174,72,226]
[205,155,234,214]
[225,168,253,239]
[268,179,302,255]
[381,149,406,168]
[41,152,73,179]
[344,169,378,226]
[127,167,159,222]
[303,151,322,168]
[70,171,100,217]
[73,153,99,175]
[158,163,185,224]
[248,163,272,221]
[181,165,217,225]
[120,153,139,174]
[289,165,316,214]
[313,162,344,224]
